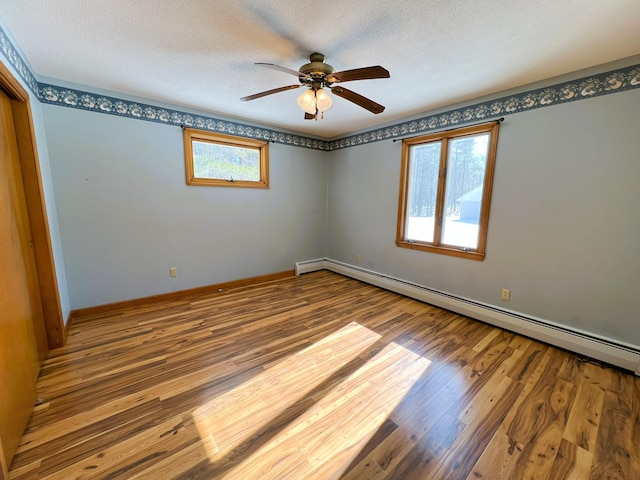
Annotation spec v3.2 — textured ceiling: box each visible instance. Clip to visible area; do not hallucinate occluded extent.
[1,0,639,139]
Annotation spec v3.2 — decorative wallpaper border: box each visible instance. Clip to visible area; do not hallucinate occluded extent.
[37,84,331,150]
[330,65,640,150]
[0,22,39,96]
[1,23,638,151]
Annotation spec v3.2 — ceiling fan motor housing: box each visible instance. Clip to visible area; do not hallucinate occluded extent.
[299,53,335,86]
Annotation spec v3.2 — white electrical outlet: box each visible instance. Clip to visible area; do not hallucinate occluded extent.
[501,288,511,301]
[170,267,178,277]
[355,254,361,263]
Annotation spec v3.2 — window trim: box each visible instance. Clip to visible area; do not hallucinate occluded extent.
[396,121,500,261]
[183,128,269,188]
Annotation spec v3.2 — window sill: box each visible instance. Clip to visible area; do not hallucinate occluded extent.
[395,240,485,261]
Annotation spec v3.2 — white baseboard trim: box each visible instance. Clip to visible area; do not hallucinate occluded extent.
[295,259,327,276]
[298,258,640,375]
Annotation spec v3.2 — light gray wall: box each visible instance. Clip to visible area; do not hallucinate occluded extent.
[43,106,327,309]
[327,89,640,347]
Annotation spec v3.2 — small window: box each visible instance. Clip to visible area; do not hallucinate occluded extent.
[396,121,500,260]
[183,129,269,188]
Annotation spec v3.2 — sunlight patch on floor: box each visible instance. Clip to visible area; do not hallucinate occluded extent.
[193,321,431,479]
[223,341,430,479]
[193,322,382,462]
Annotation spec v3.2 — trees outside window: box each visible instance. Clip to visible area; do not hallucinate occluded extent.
[184,129,269,188]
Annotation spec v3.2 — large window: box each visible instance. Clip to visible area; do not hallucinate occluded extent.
[183,129,269,188]
[396,121,500,260]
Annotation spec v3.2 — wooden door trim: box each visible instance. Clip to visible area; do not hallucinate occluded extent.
[0,61,65,348]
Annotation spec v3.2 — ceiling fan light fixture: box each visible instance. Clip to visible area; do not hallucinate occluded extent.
[315,88,332,112]
[297,90,317,114]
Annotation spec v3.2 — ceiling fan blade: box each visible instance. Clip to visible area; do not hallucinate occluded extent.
[304,112,316,120]
[327,66,390,83]
[330,86,385,114]
[240,84,301,101]
[255,63,311,80]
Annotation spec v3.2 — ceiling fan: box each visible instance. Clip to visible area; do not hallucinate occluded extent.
[240,53,390,120]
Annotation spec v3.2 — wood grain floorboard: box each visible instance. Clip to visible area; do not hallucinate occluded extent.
[7,271,640,479]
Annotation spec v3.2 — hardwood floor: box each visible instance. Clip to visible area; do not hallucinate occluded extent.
[8,271,640,479]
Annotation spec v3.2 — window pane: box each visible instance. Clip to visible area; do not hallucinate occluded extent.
[441,134,489,249]
[192,140,260,181]
[405,142,441,243]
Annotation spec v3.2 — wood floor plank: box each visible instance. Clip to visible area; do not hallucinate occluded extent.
[510,377,576,478]
[127,435,216,480]
[591,374,639,479]
[464,430,521,480]
[562,364,605,453]
[465,347,557,480]
[425,375,525,479]
[6,270,639,480]
[15,360,237,455]
[361,367,462,474]
[35,402,168,477]
[13,402,163,469]
[39,414,188,480]
[339,457,386,480]
[550,438,593,480]
[383,412,466,480]
[340,418,398,477]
